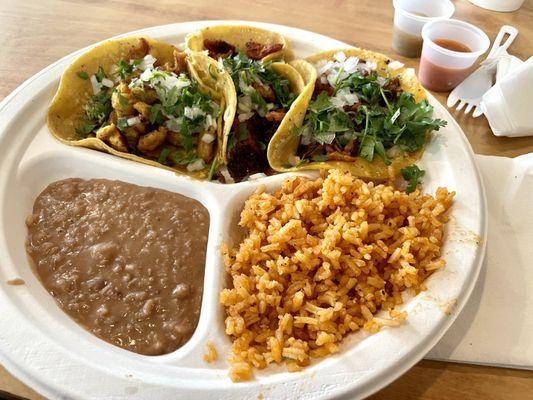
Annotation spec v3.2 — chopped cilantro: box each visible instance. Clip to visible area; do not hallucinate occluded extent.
[208,64,218,80]
[84,91,111,125]
[312,154,328,162]
[299,70,446,164]
[117,92,129,110]
[157,147,172,164]
[401,165,426,193]
[95,66,106,82]
[77,71,89,80]
[250,88,268,116]
[238,123,248,141]
[149,103,164,125]
[207,158,218,180]
[115,58,142,80]
[227,133,236,153]
[117,117,128,132]
[222,52,297,109]
[75,123,96,137]
[172,150,198,165]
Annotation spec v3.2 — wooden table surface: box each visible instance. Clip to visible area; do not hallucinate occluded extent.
[0,0,532,399]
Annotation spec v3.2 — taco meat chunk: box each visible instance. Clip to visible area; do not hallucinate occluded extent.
[226,131,269,182]
[204,39,236,59]
[265,109,286,123]
[245,41,283,60]
[312,79,334,98]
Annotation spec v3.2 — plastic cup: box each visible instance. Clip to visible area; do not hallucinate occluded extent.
[419,19,490,92]
[392,0,455,58]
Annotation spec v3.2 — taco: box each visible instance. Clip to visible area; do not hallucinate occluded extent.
[267,48,446,181]
[47,36,236,179]
[214,53,317,182]
[186,25,291,62]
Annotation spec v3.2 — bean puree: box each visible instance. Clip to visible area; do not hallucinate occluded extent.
[25,178,209,355]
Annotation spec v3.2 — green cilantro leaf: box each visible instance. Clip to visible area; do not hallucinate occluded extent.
[84,91,111,125]
[149,103,164,125]
[172,150,198,165]
[75,123,96,137]
[117,117,128,132]
[207,158,218,180]
[77,71,89,80]
[95,66,106,82]
[401,165,426,193]
[158,147,172,164]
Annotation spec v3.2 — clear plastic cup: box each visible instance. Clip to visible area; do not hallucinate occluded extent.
[392,0,455,58]
[419,19,490,92]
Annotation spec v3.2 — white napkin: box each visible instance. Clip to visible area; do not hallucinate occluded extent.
[481,56,533,137]
[427,153,533,369]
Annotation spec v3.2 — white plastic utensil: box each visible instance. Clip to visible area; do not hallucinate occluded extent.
[447,25,518,117]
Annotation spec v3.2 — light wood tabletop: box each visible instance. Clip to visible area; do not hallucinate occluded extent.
[0,0,532,399]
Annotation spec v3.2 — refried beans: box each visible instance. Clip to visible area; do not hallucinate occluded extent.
[25,178,210,355]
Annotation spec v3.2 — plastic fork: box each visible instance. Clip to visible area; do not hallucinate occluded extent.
[447,25,518,118]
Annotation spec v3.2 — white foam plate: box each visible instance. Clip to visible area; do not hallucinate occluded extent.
[0,21,487,400]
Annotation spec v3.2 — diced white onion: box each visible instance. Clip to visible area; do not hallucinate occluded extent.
[238,77,252,94]
[317,60,335,76]
[388,60,405,70]
[201,133,215,144]
[238,112,254,122]
[140,69,154,81]
[204,114,216,130]
[343,131,354,141]
[300,126,313,146]
[333,51,346,63]
[138,54,156,71]
[238,95,252,113]
[387,145,401,158]
[405,67,415,77]
[331,88,359,109]
[377,76,388,87]
[219,167,234,184]
[165,117,182,132]
[184,106,204,120]
[101,78,114,88]
[364,60,378,71]
[343,57,359,73]
[288,155,301,167]
[322,132,336,144]
[127,116,141,126]
[186,158,205,172]
[90,75,101,95]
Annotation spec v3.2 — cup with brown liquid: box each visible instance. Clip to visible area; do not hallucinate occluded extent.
[392,0,455,58]
[419,19,490,92]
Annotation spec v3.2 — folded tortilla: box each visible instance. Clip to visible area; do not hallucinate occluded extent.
[268,48,427,181]
[47,36,236,179]
[186,25,292,61]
